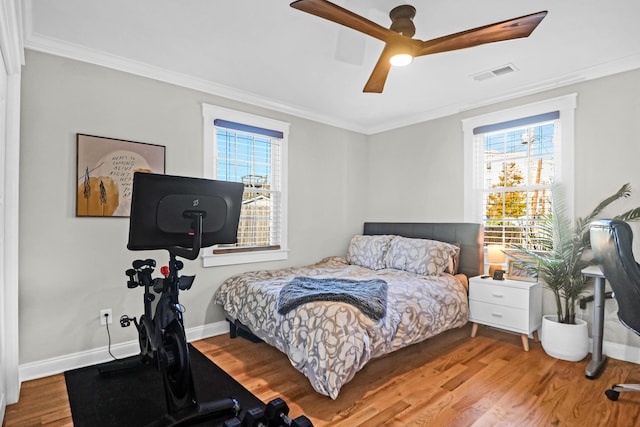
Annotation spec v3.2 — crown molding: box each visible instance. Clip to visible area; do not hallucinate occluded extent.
[0,0,24,73]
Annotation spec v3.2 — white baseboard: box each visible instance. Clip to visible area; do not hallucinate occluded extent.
[185,320,230,342]
[1,392,6,425]
[18,320,229,383]
[599,339,640,364]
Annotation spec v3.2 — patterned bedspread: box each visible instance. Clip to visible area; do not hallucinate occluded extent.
[214,256,469,399]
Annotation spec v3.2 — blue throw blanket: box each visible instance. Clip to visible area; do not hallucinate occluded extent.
[277,276,388,320]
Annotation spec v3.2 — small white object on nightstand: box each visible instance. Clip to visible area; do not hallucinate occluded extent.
[468,275,542,351]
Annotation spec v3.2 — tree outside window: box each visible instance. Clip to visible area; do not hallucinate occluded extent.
[485,162,527,245]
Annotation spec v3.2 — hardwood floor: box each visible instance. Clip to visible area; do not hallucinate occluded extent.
[4,323,640,426]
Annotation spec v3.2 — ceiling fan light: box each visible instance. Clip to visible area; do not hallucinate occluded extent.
[390,53,413,67]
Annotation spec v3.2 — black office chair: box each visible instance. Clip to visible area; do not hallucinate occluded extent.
[590,219,640,401]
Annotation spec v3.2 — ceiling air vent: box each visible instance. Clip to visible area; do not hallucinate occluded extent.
[472,63,519,82]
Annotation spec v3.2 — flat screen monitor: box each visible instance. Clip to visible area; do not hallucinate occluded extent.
[127,172,244,255]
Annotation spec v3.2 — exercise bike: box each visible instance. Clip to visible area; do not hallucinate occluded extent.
[113,172,246,426]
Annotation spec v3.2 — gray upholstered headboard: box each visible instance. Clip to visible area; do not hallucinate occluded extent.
[363,222,484,278]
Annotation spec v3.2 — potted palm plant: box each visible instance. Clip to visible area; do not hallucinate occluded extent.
[507,183,640,361]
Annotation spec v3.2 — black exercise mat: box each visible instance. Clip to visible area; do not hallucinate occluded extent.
[64,345,264,427]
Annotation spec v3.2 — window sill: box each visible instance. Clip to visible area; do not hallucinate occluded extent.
[202,248,289,267]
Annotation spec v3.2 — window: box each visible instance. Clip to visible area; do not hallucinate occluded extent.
[202,104,289,266]
[463,94,577,251]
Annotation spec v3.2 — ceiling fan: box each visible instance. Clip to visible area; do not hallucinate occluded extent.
[290,0,547,93]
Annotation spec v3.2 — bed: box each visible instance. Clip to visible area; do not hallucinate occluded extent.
[214,222,483,399]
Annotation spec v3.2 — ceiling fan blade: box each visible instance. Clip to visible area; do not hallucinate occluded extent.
[363,45,394,93]
[290,0,397,43]
[416,11,547,57]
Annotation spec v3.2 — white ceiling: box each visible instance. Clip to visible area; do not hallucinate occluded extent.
[22,0,640,134]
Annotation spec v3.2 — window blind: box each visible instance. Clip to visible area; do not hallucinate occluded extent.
[472,111,559,135]
[213,119,284,139]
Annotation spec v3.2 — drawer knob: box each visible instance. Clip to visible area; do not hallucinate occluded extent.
[491,292,504,298]
[491,312,503,318]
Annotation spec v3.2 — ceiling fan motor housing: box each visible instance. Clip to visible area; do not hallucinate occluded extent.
[389,5,416,37]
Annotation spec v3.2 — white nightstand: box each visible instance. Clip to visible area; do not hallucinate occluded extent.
[468,275,542,351]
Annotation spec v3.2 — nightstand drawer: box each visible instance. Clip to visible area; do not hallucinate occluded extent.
[469,301,529,332]
[469,282,530,309]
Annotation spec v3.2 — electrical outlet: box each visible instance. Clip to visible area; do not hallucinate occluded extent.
[100,309,113,326]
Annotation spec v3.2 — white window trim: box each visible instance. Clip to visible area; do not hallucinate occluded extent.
[201,103,289,267]
[462,94,577,225]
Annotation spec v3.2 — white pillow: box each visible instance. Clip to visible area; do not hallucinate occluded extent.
[346,235,394,270]
[385,236,458,276]
[444,244,461,275]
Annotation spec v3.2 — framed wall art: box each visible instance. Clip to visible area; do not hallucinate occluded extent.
[506,258,538,282]
[76,134,166,217]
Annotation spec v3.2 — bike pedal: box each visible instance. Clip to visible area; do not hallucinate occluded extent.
[178,275,195,291]
[120,315,133,327]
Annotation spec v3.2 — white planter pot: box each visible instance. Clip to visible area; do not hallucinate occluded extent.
[541,314,589,362]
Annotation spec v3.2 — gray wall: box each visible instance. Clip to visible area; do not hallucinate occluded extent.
[366,114,465,221]
[19,51,368,363]
[19,49,640,365]
[366,67,640,348]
